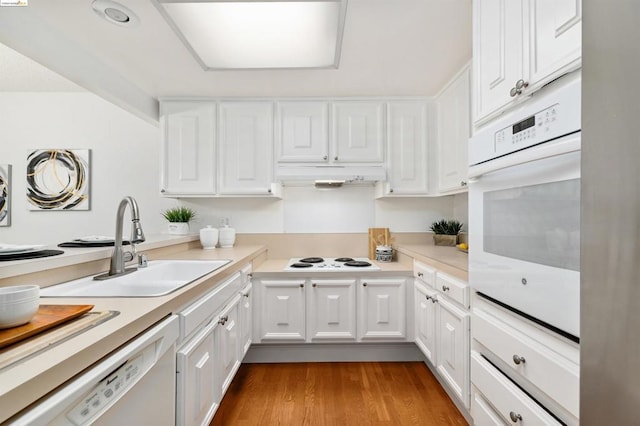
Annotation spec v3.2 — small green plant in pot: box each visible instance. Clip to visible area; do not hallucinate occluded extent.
[430,219,463,246]
[162,206,196,235]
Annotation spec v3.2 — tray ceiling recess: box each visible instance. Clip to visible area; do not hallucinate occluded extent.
[151,0,348,70]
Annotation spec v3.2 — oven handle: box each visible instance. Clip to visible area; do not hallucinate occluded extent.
[468,132,581,179]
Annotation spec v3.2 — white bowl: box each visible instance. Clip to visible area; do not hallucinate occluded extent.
[0,285,40,329]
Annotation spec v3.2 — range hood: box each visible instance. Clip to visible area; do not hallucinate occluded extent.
[275,165,386,185]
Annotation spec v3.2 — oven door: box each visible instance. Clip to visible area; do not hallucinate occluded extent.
[469,134,581,339]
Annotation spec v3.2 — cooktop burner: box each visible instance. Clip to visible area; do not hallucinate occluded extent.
[290,262,314,268]
[299,257,324,263]
[343,260,372,267]
[284,257,380,272]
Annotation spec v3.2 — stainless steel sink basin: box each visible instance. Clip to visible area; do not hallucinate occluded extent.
[41,260,231,297]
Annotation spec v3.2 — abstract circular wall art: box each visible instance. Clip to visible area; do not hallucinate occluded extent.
[0,164,10,226]
[26,149,90,211]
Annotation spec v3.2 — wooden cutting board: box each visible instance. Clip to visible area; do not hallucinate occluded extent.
[0,304,93,349]
[368,228,390,259]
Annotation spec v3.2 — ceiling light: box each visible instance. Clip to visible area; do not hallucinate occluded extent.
[92,0,139,27]
[153,0,348,70]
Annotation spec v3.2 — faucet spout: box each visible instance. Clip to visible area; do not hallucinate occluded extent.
[94,196,146,280]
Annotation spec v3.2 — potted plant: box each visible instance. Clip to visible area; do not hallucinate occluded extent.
[430,219,463,246]
[162,206,196,235]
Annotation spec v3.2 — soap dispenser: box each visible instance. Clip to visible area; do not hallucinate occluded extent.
[218,218,236,248]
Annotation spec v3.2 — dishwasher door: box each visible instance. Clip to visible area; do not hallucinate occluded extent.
[10,315,179,425]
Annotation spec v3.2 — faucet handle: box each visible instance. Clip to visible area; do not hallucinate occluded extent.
[138,254,148,268]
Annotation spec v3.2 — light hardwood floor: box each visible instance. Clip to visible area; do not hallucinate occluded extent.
[211,362,468,425]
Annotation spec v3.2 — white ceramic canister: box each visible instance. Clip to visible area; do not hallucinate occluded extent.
[199,225,219,249]
[218,221,236,248]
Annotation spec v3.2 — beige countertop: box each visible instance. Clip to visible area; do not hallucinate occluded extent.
[0,241,266,423]
[0,237,468,422]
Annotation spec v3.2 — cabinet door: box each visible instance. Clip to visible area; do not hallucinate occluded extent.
[386,101,428,194]
[216,296,241,398]
[218,102,274,195]
[414,282,438,365]
[332,101,385,163]
[239,283,252,357]
[358,278,406,340]
[277,101,329,163]
[176,322,218,426]
[259,279,306,341]
[473,0,524,122]
[436,296,470,408]
[307,279,356,341]
[161,102,216,195]
[437,66,470,193]
[528,0,582,85]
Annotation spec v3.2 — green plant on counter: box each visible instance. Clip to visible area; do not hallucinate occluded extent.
[430,219,463,235]
[161,206,196,223]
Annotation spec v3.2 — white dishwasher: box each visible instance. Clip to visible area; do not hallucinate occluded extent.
[9,315,179,425]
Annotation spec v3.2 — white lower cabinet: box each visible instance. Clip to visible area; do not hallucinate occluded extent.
[471,352,562,425]
[358,278,406,340]
[177,322,218,426]
[176,265,252,426]
[216,295,242,397]
[414,261,470,409]
[307,279,357,341]
[436,296,470,407]
[254,276,408,344]
[259,279,307,341]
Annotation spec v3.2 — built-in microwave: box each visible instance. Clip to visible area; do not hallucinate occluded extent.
[468,70,581,341]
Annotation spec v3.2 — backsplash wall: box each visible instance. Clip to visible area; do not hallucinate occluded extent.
[0,91,467,244]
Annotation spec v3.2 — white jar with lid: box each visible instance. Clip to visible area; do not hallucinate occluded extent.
[218,218,236,248]
[199,225,219,250]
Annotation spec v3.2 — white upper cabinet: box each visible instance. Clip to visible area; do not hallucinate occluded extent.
[276,101,329,163]
[437,65,470,193]
[332,101,385,163]
[473,0,581,125]
[218,102,274,195]
[160,102,216,195]
[383,101,429,195]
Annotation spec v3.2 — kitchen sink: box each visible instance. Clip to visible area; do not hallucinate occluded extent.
[40,260,231,297]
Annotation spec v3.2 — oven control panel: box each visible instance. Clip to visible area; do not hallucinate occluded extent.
[494,103,560,157]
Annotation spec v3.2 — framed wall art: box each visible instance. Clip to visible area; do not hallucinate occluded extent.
[0,164,10,226]
[26,149,90,211]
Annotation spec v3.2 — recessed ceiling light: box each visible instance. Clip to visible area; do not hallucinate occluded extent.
[92,0,139,27]
[153,0,348,70]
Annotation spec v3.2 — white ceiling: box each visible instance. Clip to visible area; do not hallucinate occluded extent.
[0,0,471,122]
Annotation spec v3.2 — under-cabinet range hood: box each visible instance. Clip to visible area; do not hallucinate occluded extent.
[275,166,386,185]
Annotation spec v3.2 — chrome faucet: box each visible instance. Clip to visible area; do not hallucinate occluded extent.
[94,196,146,280]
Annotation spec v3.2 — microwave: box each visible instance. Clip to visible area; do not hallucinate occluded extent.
[468,71,581,341]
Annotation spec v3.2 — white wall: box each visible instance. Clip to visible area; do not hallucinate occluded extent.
[0,92,174,245]
[0,92,462,245]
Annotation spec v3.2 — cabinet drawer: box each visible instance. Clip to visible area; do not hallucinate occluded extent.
[471,351,562,425]
[473,308,579,417]
[180,272,243,340]
[436,273,468,308]
[413,261,436,287]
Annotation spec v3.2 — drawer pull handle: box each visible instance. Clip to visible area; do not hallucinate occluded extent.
[441,285,450,292]
[218,315,229,325]
[312,283,317,288]
[417,272,423,277]
[431,295,438,303]
[242,292,250,298]
[363,282,368,287]
[509,411,523,422]
[425,295,431,301]
[512,354,526,365]
[300,283,304,288]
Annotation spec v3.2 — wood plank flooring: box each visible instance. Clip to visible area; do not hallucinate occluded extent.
[211,362,468,425]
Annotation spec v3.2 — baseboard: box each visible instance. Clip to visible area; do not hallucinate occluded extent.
[243,342,424,363]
